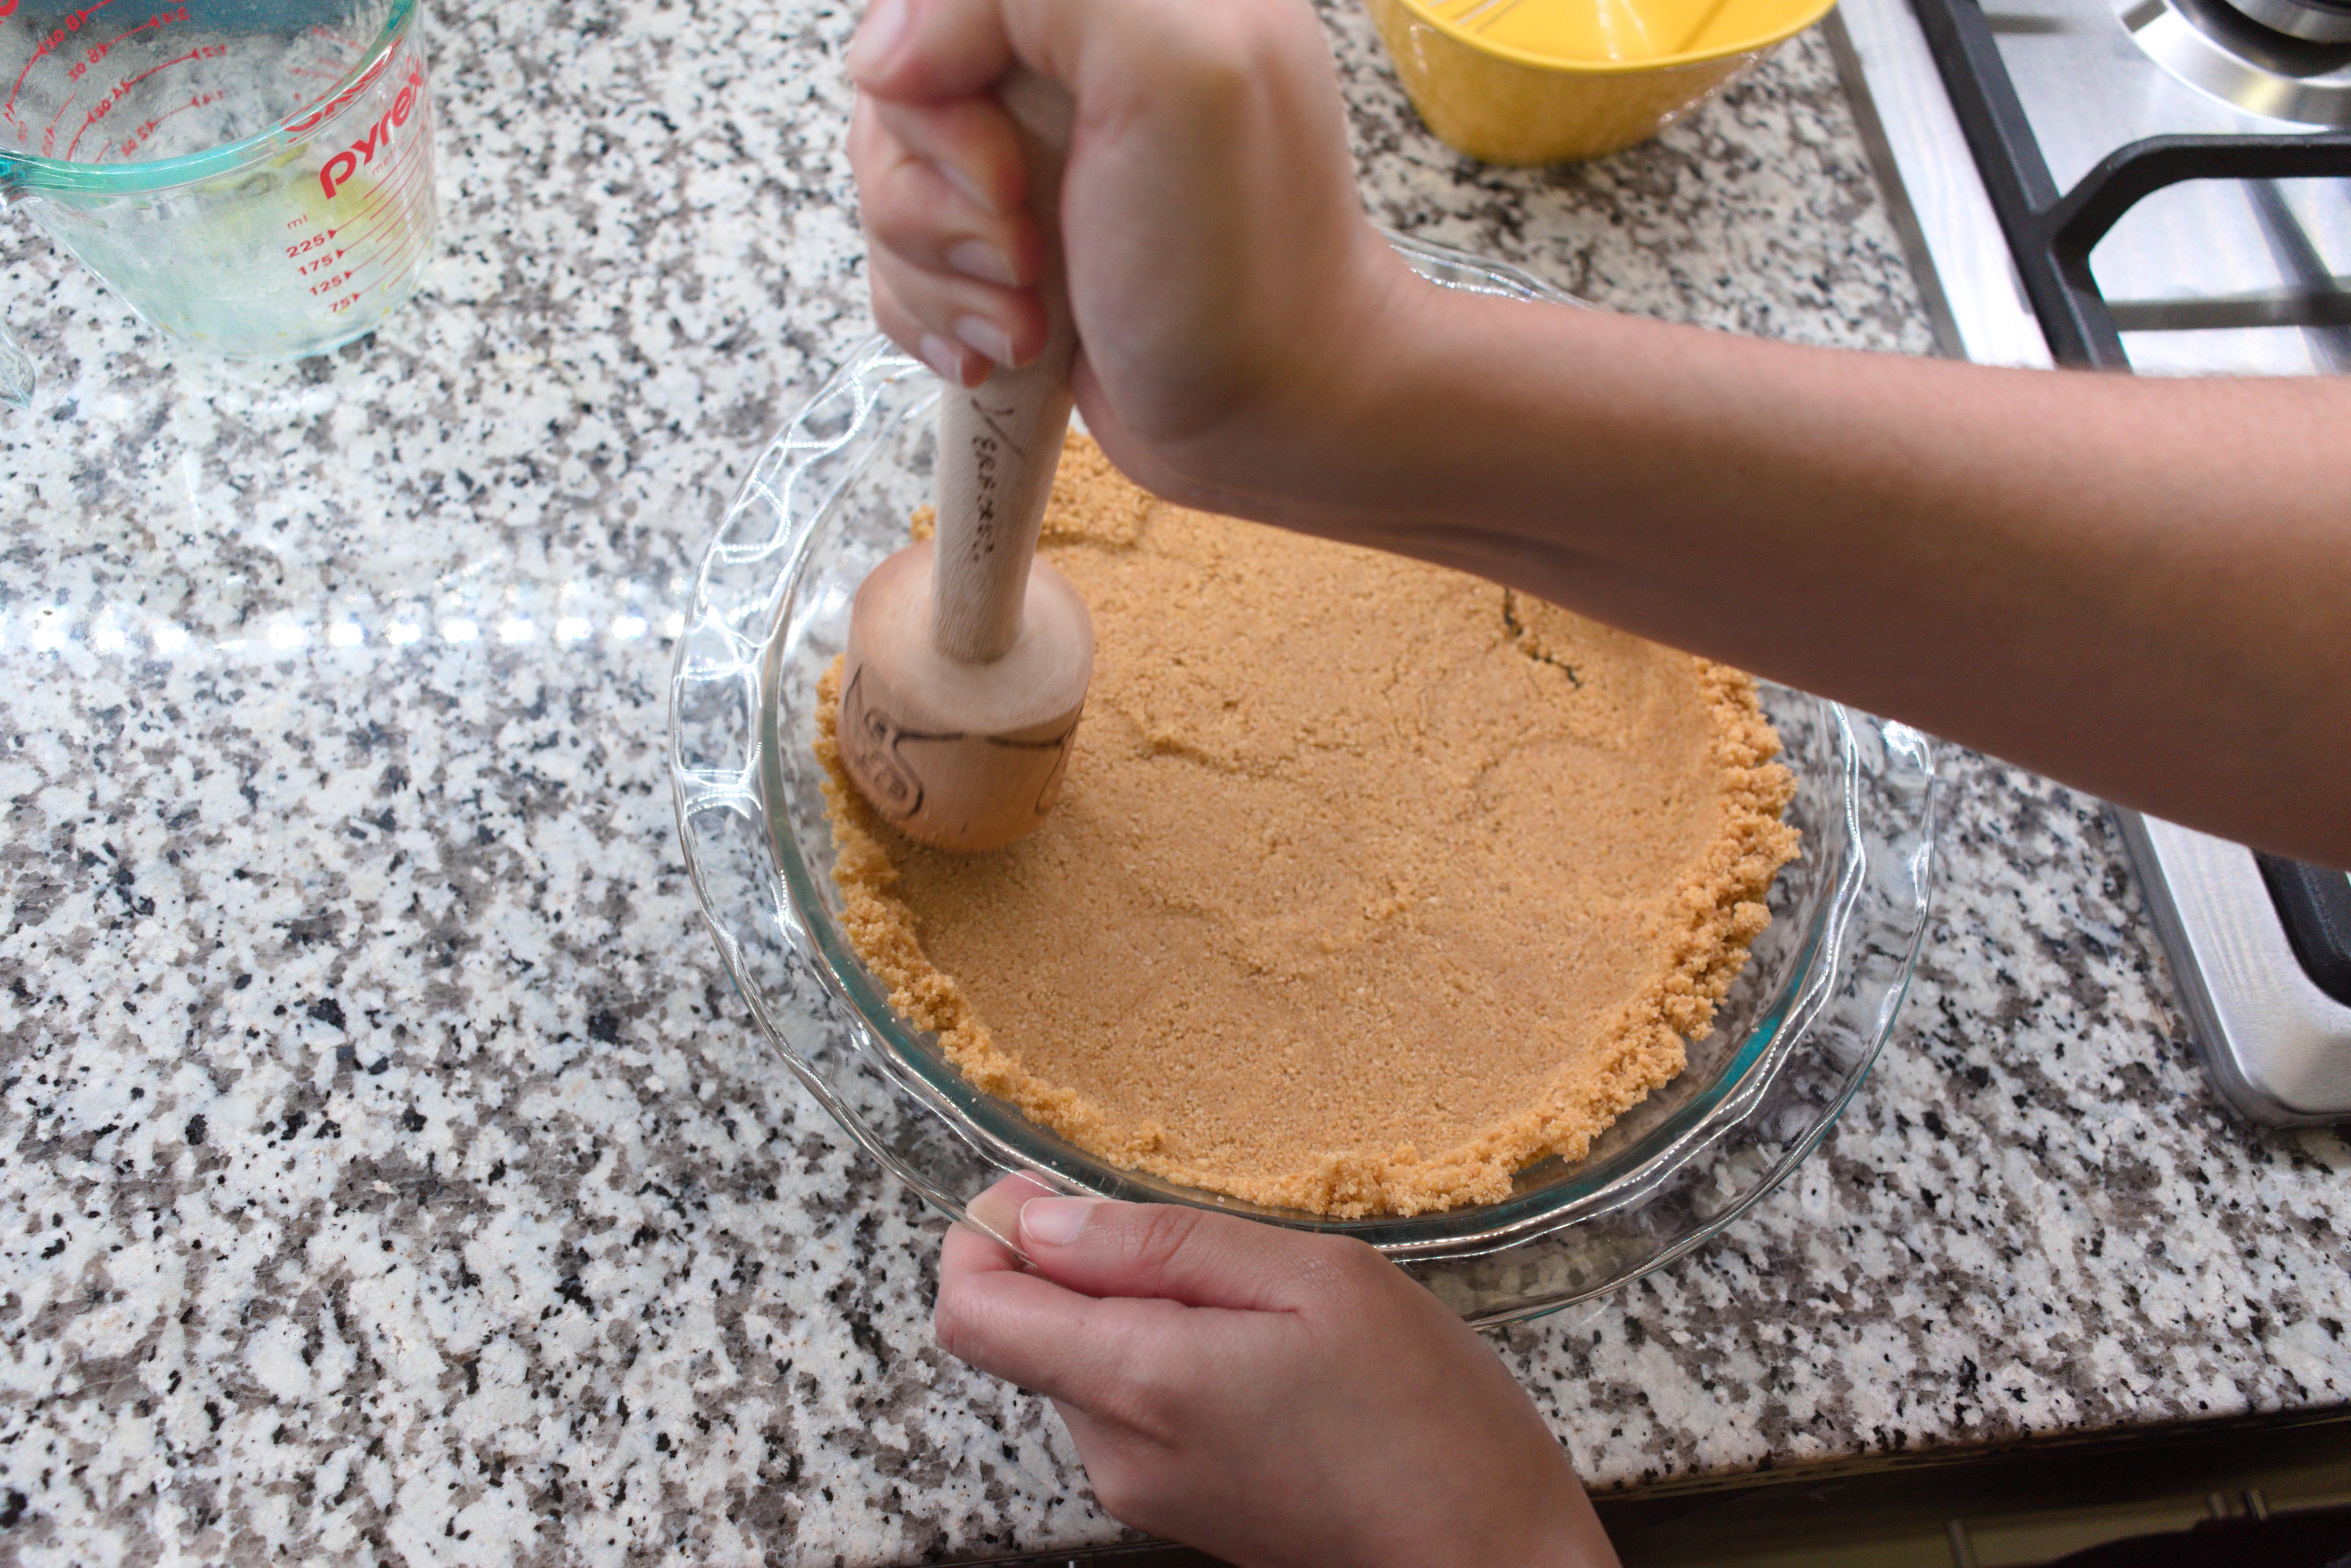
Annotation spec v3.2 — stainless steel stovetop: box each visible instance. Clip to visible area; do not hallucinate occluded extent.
[1827,0,2351,1122]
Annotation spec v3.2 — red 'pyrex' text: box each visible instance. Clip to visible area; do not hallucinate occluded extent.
[318,67,423,200]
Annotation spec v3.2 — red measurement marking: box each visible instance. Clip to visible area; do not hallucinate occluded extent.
[315,65,422,197]
[3,0,118,133]
[342,223,414,277]
[333,202,417,268]
[350,230,427,289]
[38,77,83,149]
[332,213,426,294]
[63,75,128,158]
[281,46,392,137]
[59,28,117,90]
[292,167,424,290]
[18,4,180,147]
[333,149,425,236]
[331,144,431,256]
[338,105,429,204]
[55,20,208,159]
[118,42,214,92]
[108,83,213,159]
[280,85,432,312]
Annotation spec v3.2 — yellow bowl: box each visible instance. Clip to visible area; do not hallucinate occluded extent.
[1366,0,1838,165]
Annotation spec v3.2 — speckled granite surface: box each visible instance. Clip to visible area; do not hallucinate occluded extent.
[1,0,2345,1563]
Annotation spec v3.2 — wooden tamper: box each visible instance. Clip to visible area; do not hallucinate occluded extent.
[836,70,1091,853]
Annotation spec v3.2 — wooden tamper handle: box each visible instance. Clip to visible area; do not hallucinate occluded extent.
[836,69,1094,852]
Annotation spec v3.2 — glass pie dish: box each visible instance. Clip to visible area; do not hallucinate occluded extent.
[669,232,1938,1326]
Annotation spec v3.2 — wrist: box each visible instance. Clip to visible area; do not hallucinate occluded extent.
[1319,250,1477,520]
[1283,264,1585,546]
[1213,238,1496,539]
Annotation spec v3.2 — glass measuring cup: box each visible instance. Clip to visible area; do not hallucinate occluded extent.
[0,0,437,408]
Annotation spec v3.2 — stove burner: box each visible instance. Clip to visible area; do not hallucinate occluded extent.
[2122,0,2351,125]
[2224,0,2351,45]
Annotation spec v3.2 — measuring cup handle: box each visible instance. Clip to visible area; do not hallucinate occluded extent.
[0,189,32,410]
[0,318,32,411]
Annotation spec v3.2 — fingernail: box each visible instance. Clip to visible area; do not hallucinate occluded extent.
[938,159,1007,217]
[953,314,1016,367]
[944,238,1020,288]
[915,332,964,382]
[846,0,909,78]
[1020,1197,1100,1247]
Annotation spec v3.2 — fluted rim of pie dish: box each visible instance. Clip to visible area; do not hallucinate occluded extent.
[672,229,1936,1312]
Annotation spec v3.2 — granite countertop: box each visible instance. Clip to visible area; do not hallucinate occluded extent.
[2,0,2346,1562]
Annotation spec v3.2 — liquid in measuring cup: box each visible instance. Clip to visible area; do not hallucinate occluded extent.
[0,0,437,378]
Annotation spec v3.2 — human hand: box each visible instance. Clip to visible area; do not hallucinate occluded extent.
[933,1175,1622,1568]
[844,0,1431,525]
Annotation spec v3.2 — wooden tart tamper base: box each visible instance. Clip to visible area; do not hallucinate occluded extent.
[837,71,1094,852]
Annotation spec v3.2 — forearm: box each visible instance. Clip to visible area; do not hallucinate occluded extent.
[1249,286,2351,865]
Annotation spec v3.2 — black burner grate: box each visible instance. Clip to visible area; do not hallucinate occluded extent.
[1906,0,2351,369]
[2258,856,2351,1006]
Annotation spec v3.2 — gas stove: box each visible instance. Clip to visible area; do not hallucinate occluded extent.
[1826,0,2351,1122]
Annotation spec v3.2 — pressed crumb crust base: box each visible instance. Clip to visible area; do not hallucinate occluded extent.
[816,438,1799,1218]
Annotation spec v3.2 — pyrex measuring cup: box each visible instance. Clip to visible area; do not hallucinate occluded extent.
[0,0,437,408]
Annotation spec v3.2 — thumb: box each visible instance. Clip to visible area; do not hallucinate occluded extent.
[1017,1196,1370,1313]
[848,0,1098,112]
[847,0,1015,101]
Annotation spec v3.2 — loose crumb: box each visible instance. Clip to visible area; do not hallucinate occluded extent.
[816,436,1798,1217]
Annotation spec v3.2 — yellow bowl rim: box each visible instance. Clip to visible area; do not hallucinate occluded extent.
[1387,0,1838,73]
